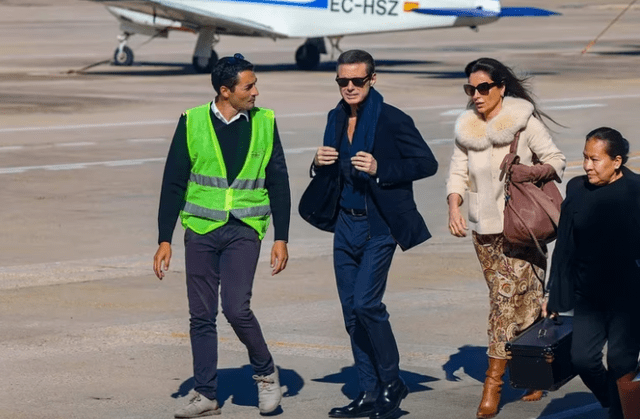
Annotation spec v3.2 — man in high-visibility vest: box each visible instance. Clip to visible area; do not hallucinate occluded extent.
[153,53,291,418]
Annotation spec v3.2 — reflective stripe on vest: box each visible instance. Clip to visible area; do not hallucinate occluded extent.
[179,103,274,239]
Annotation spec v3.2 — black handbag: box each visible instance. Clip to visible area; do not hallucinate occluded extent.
[298,163,341,232]
[505,316,576,391]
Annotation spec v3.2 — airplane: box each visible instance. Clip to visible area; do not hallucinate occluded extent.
[88,0,559,72]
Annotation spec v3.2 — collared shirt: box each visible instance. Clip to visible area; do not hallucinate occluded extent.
[211,101,249,125]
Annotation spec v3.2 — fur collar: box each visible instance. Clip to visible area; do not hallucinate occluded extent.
[454,96,534,151]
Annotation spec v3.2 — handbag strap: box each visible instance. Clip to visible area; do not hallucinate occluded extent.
[499,131,521,182]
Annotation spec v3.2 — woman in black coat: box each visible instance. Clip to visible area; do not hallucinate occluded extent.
[546,127,640,419]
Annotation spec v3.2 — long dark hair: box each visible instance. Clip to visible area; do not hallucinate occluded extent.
[464,57,561,127]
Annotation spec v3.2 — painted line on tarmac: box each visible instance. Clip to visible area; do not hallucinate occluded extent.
[3,93,640,134]
[55,141,97,147]
[0,146,24,152]
[532,402,601,419]
[0,157,164,174]
[0,119,176,133]
[545,103,605,111]
[127,138,167,143]
[0,147,329,173]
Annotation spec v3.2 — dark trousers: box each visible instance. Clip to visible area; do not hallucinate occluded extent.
[571,295,640,419]
[333,210,400,393]
[184,224,274,400]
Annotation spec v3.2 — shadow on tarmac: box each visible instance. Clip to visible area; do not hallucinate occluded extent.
[312,366,438,400]
[171,364,304,410]
[535,392,604,418]
[595,45,640,56]
[443,345,541,406]
[83,59,443,77]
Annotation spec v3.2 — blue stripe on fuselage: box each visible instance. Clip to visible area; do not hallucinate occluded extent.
[216,0,328,9]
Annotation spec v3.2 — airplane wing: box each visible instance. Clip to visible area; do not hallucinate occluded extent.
[90,0,288,38]
[412,7,560,17]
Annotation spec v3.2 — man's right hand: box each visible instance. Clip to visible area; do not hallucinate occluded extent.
[153,242,172,280]
[314,146,339,166]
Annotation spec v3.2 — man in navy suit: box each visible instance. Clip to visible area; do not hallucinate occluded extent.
[311,49,438,419]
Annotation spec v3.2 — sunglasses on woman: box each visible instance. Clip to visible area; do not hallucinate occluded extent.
[463,82,499,96]
[335,75,371,88]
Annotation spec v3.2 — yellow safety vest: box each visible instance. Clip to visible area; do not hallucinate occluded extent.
[179,103,274,239]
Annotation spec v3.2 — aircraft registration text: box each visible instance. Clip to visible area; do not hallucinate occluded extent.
[330,0,399,15]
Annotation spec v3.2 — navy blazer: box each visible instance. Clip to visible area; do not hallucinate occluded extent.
[313,100,438,251]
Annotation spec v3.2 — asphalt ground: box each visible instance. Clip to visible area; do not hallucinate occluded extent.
[0,1,639,418]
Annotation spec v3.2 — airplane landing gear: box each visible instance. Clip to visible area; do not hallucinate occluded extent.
[192,28,219,73]
[192,50,219,73]
[113,33,134,66]
[328,36,344,60]
[295,38,326,70]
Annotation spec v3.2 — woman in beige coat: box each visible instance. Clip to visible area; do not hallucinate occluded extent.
[446,58,566,419]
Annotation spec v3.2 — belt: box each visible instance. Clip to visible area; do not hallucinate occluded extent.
[341,207,367,216]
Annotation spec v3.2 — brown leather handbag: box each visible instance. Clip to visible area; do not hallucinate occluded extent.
[499,131,563,256]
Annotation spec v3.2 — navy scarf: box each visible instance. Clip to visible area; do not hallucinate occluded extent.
[323,87,384,180]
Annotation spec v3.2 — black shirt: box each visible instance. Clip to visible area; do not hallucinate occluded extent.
[157,107,291,244]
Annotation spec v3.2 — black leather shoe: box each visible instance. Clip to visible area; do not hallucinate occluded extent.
[328,391,377,418]
[370,378,408,419]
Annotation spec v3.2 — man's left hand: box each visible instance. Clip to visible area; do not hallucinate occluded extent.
[270,240,288,276]
[351,151,377,176]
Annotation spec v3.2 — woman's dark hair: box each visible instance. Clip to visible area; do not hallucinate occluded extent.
[464,57,560,127]
[211,53,254,94]
[337,49,375,75]
[586,127,630,165]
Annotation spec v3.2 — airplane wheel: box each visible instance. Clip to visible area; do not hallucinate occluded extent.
[192,50,219,73]
[113,46,134,66]
[295,44,320,70]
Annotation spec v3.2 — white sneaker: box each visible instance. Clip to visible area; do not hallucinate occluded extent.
[174,391,220,418]
[253,369,282,414]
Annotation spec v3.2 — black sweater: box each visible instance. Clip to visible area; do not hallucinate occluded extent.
[157,108,291,244]
[547,166,640,312]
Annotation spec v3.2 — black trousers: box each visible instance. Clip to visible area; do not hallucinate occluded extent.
[571,295,640,419]
[184,224,274,400]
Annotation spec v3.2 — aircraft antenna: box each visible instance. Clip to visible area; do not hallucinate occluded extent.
[582,0,638,54]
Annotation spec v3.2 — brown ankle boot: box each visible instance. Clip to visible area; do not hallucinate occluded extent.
[521,389,544,402]
[476,357,508,419]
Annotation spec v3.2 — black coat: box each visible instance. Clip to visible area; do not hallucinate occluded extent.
[302,101,438,251]
[547,166,640,312]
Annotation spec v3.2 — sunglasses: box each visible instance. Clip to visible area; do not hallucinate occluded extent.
[463,82,499,96]
[335,75,371,88]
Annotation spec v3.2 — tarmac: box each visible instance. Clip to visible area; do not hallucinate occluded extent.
[1,0,639,418]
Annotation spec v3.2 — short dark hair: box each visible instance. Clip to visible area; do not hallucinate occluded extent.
[211,53,254,94]
[586,127,630,165]
[336,49,375,75]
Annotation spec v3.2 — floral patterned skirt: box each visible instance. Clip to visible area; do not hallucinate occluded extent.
[472,231,546,359]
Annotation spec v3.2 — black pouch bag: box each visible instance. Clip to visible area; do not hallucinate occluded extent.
[298,163,340,232]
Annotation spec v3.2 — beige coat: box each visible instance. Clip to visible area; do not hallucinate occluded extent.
[446,96,566,235]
